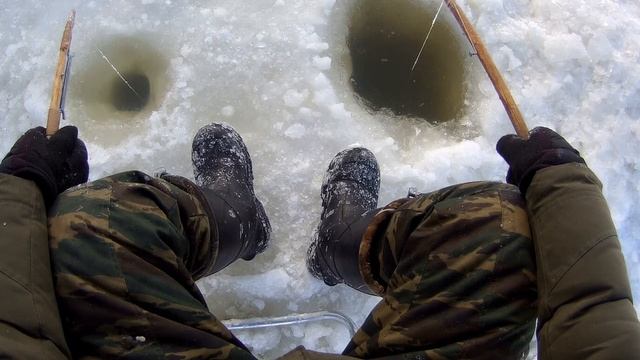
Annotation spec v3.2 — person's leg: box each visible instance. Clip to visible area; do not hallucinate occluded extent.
[345,182,537,359]
[49,171,255,359]
[49,124,269,359]
[308,149,537,359]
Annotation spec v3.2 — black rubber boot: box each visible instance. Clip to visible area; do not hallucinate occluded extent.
[307,147,380,295]
[192,123,270,273]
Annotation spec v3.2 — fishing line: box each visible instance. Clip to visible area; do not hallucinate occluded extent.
[97,47,144,100]
[411,0,445,72]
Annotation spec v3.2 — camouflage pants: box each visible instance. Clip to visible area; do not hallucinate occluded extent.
[49,172,536,359]
[49,171,255,359]
[345,182,537,359]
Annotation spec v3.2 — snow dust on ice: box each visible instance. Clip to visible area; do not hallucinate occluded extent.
[1,0,640,358]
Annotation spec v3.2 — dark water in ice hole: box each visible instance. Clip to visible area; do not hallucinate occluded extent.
[110,72,151,111]
[348,0,467,124]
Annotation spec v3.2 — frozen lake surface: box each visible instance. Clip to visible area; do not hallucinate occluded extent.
[1,0,639,358]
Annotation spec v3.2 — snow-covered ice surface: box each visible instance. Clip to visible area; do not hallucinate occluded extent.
[1,0,639,358]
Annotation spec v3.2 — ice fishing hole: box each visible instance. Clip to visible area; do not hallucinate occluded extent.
[343,0,468,124]
[110,72,151,111]
[70,34,169,121]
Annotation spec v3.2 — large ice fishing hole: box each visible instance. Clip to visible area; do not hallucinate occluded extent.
[333,0,468,124]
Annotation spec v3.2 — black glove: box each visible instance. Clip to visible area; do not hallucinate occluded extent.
[0,126,89,206]
[497,127,585,194]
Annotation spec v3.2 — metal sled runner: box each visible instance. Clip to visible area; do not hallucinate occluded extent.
[222,311,358,337]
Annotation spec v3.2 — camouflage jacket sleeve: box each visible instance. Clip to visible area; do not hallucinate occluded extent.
[526,163,640,359]
[0,174,70,359]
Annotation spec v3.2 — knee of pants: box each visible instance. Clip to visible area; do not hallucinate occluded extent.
[49,173,187,257]
[361,181,535,299]
[351,182,537,358]
[48,172,216,287]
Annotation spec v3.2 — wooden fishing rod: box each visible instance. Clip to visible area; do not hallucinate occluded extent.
[445,0,529,139]
[46,10,76,137]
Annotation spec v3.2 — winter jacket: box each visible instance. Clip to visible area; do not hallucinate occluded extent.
[1,163,639,359]
[0,174,70,358]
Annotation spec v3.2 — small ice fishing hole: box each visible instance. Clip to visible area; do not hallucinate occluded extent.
[110,72,151,111]
[347,0,467,123]
[70,34,169,119]
[68,34,170,145]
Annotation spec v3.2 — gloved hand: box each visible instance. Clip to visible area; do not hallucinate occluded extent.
[0,126,89,206]
[497,127,585,194]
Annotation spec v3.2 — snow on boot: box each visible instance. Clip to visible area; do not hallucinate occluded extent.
[192,123,270,272]
[307,147,380,295]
